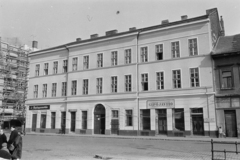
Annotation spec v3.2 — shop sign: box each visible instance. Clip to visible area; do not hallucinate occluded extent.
[204,118,215,123]
[147,100,174,109]
[29,105,50,110]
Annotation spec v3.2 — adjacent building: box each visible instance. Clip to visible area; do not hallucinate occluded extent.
[212,34,240,138]
[26,8,224,137]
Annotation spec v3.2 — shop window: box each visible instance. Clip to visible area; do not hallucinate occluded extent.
[173,109,185,131]
[141,109,150,130]
[126,110,133,126]
[220,67,233,89]
[82,111,87,129]
[51,112,56,129]
[40,114,46,129]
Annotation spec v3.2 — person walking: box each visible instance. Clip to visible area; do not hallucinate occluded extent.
[0,130,7,149]
[7,126,18,154]
[11,131,23,160]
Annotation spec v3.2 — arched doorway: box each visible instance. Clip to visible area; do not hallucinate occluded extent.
[94,104,105,134]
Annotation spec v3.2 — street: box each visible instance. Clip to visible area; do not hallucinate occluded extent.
[21,134,239,160]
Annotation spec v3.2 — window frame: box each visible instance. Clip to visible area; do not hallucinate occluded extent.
[219,66,234,89]
[112,110,119,119]
[83,79,89,95]
[43,63,49,75]
[125,74,132,92]
[53,61,58,74]
[42,84,47,98]
[97,53,103,68]
[190,67,200,87]
[35,64,40,76]
[71,80,77,95]
[51,112,56,129]
[141,73,149,91]
[155,43,164,61]
[172,69,182,89]
[171,41,180,58]
[140,46,148,63]
[72,57,78,71]
[96,77,103,94]
[34,85,38,98]
[125,49,132,64]
[188,38,198,56]
[82,111,88,129]
[156,71,164,90]
[111,51,118,66]
[63,59,68,73]
[125,109,133,126]
[62,82,67,96]
[52,83,57,97]
[83,55,89,70]
[111,76,118,93]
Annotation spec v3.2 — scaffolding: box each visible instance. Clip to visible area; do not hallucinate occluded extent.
[0,38,29,125]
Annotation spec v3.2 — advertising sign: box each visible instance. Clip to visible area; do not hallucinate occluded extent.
[29,105,50,110]
[147,100,175,109]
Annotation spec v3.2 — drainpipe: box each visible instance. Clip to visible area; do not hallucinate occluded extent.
[63,45,69,133]
[136,30,142,136]
[206,87,210,136]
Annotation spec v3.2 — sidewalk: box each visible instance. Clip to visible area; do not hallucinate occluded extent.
[25,132,240,143]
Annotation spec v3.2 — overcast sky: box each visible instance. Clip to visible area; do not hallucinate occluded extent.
[1,0,240,50]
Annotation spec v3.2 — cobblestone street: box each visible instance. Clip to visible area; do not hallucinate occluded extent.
[21,134,240,160]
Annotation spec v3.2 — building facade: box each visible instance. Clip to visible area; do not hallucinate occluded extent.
[26,8,223,137]
[212,34,240,138]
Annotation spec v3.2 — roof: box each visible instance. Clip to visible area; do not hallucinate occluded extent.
[212,34,240,55]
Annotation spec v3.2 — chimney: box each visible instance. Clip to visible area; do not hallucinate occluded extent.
[181,15,188,20]
[90,34,98,39]
[106,30,118,36]
[32,41,38,49]
[206,8,217,15]
[129,27,136,31]
[220,16,225,36]
[161,20,169,24]
[76,38,81,42]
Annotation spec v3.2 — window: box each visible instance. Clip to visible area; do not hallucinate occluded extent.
[71,80,77,95]
[44,63,48,75]
[189,38,198,56]
[63,60,68,73]
[173,109,185,131]
[111,76,117,93]
[173,70,181,88]
[82,111,87,129]
[111,51,118,66]
[190,68,200,87]
[171,41,180,58]
[51,112,56,129]
[62,82,67,96]
[53,61,58,74]
[112,110,119,119]
[125,49,131,64]
[52,83,57,97]
[141,73,148,91]
[141,47,148,62]
[141,109,150,130]
[126,110,133,126]
[96,78,103,94]
[35,64,40,76]
[83,56,89,69]
[125,75,132,92]
[40,114,46,128]
[156,72,164,90]
[72,57,78,71]
[42,84,47,97]
[220,68,233,89]
[97,53,103,68]
[156,44,163,60]
[83,79,88,95]
[34,85,38,98]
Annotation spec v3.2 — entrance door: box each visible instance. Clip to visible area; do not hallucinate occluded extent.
[111,119,119,134]
[158,109,167,135]
[225,110,237,137]
[70,112,76,132]
[94,104,105,134]
[192,115,204,135]
[32,114,37,132]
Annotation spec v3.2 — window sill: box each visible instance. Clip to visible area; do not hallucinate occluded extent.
[220,88,234,90]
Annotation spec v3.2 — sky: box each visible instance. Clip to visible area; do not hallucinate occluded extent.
[0,0,240,50]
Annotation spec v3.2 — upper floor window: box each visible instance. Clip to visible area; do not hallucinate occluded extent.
[44,63,48,75]
[189,38,198,56]
[97,53,103,68]
[42,84,47,97]
[96,78,103,94]
[190,68,200,87]
[83,56,89,69]
[125,75,132,92]
[220,67,233,89]
[72,57,78,71]
[62,82,67,96]
[125,49,131,64]
[173,70,181,88]
[156,72,164,90]
[141,73,148,91]
[63,60,68,73]
[141,47,148,62]
[111,76,117,93]
[71,80,77,95]
[111,51,118,66]
[83,79,89,95]
[35,64,40,76]
[53,61,58,74]
[52,83,57,97]
[156,44,163,60]
[171,41,180,58]
[34,85,38,98]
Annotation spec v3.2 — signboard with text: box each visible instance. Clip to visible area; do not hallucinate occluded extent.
[29,105,50,110]
[147,100,175,109]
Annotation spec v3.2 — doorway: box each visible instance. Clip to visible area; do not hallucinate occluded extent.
[158,109,167,135]
[224,110,237,137]
[32,114,37,132]
[94,104,105,134]
[70,112,76,132]
[192,115,204,135]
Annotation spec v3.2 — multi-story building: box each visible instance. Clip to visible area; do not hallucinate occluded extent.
[212,34,240,138]
[26,8,224,137]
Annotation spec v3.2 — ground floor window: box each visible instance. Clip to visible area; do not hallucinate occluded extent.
[40,114,46,128]
[126,110,133,126]
[51,112,56,129]
[173,109,185,131]
[82,111,87,129]
[140,109,150,130]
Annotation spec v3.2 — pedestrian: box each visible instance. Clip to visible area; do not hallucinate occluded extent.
[0,130,7,149]
[218,126,223,138]
[7,126,18,154]
[61,123,65,134]
[11,131,23,160]
[0,143,12,160]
